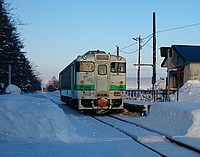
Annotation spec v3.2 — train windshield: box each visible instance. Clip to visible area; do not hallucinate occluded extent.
[111,62,126,73]
[76,61,94,72]
[98,65,107,75]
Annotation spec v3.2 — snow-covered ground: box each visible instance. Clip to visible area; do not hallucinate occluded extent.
[123,80,200,151]
[0,80,200,156]
[0,91,160,157]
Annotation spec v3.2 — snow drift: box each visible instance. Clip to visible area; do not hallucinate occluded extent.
[0,94,78,142]
[5,84,21,94]
[170,80,200,103]
[149,102,199,136]
[149,80,200,137]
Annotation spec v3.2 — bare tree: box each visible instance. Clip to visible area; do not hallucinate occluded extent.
[46,76,59,92]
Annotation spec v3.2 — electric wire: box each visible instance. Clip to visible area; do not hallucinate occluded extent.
[120,36,152,54]
[142,36,153,47]
[120,42,138,51]
[157,22,200,33]
[120,49,139,54]
[118,22,200,54]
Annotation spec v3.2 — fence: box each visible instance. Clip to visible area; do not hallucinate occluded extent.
[125,89,178,102]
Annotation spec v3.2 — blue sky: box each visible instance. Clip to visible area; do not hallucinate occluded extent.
[11,0,200,83]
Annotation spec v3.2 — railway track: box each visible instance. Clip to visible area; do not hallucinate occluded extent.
[44,93,199,156]
[91,114,200,157]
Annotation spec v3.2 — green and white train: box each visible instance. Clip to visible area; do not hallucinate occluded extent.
[59,50,126,113]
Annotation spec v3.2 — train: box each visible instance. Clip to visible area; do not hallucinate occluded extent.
[59,50,126,113]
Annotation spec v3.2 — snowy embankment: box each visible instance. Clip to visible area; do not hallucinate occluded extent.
[149,102,200,137]
[125,80,200,138]
[0,93,79,142]
[141,80,200,136]
[159,80,200,137]
[147,80,200,137]
[142,80,200,148]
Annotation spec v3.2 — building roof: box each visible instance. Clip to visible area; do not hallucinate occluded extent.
[172,45,200,62]
[161,45,200,68]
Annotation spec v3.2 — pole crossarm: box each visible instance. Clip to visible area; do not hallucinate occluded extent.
[133,63,153,67]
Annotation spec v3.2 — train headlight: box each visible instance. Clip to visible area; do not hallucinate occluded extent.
[82,55,87,60]
[114,91,121,96]
[119,81,123,84]
[117,56,122,61]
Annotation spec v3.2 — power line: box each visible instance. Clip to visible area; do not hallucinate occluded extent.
[117,22,200,54]
[157,22,200,33]
[142,36,153,47]
[120,36,153,54]
[143,22,200,42]
[120,49,138,54]
[120,42,138,50]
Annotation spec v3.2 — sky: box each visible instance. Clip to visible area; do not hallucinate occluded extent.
[10,0,200,83]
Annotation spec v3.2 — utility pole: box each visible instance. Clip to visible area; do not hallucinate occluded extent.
[160,47,172,102]
[167,49,170,102]
[133,36,142,98]
[8,64,11,85]
[152,12,156,101]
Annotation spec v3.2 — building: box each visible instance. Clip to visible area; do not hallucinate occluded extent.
[160,45,200,90]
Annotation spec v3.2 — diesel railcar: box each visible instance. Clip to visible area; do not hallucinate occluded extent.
[59,50,126,113]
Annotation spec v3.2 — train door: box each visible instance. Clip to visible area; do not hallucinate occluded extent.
[96,64,109,94]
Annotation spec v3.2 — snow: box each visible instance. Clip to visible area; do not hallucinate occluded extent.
[0,94,78,143]
[0,80,200,156]
[122,80,200,150]
[5,84,21,94]
[171,80,200,103]
[0,92,160,157]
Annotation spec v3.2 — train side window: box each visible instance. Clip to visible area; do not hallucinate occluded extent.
[98,65,107,75]
[76,61,94,72]
[111,62,126,73]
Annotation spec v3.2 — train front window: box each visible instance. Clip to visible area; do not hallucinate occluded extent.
[98,65,107,75]
[111,62,126,73]
[76,61,94,72]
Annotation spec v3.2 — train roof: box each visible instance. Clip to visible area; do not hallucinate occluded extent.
[75,50,126,62]
[84,50,106,55]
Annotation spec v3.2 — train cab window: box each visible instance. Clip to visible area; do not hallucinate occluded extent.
[98,65,107,75]
[76,61,94,72]
[111,62,126,73]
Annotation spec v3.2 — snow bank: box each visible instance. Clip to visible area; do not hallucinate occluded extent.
[170,80,200,103]
[187,109,200,137]
[178,80,200,103]
[5,84,21,94]
[0,94,78,142]
[150,102,200,137]
[174,80,200,137]
[149,80,200,137]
